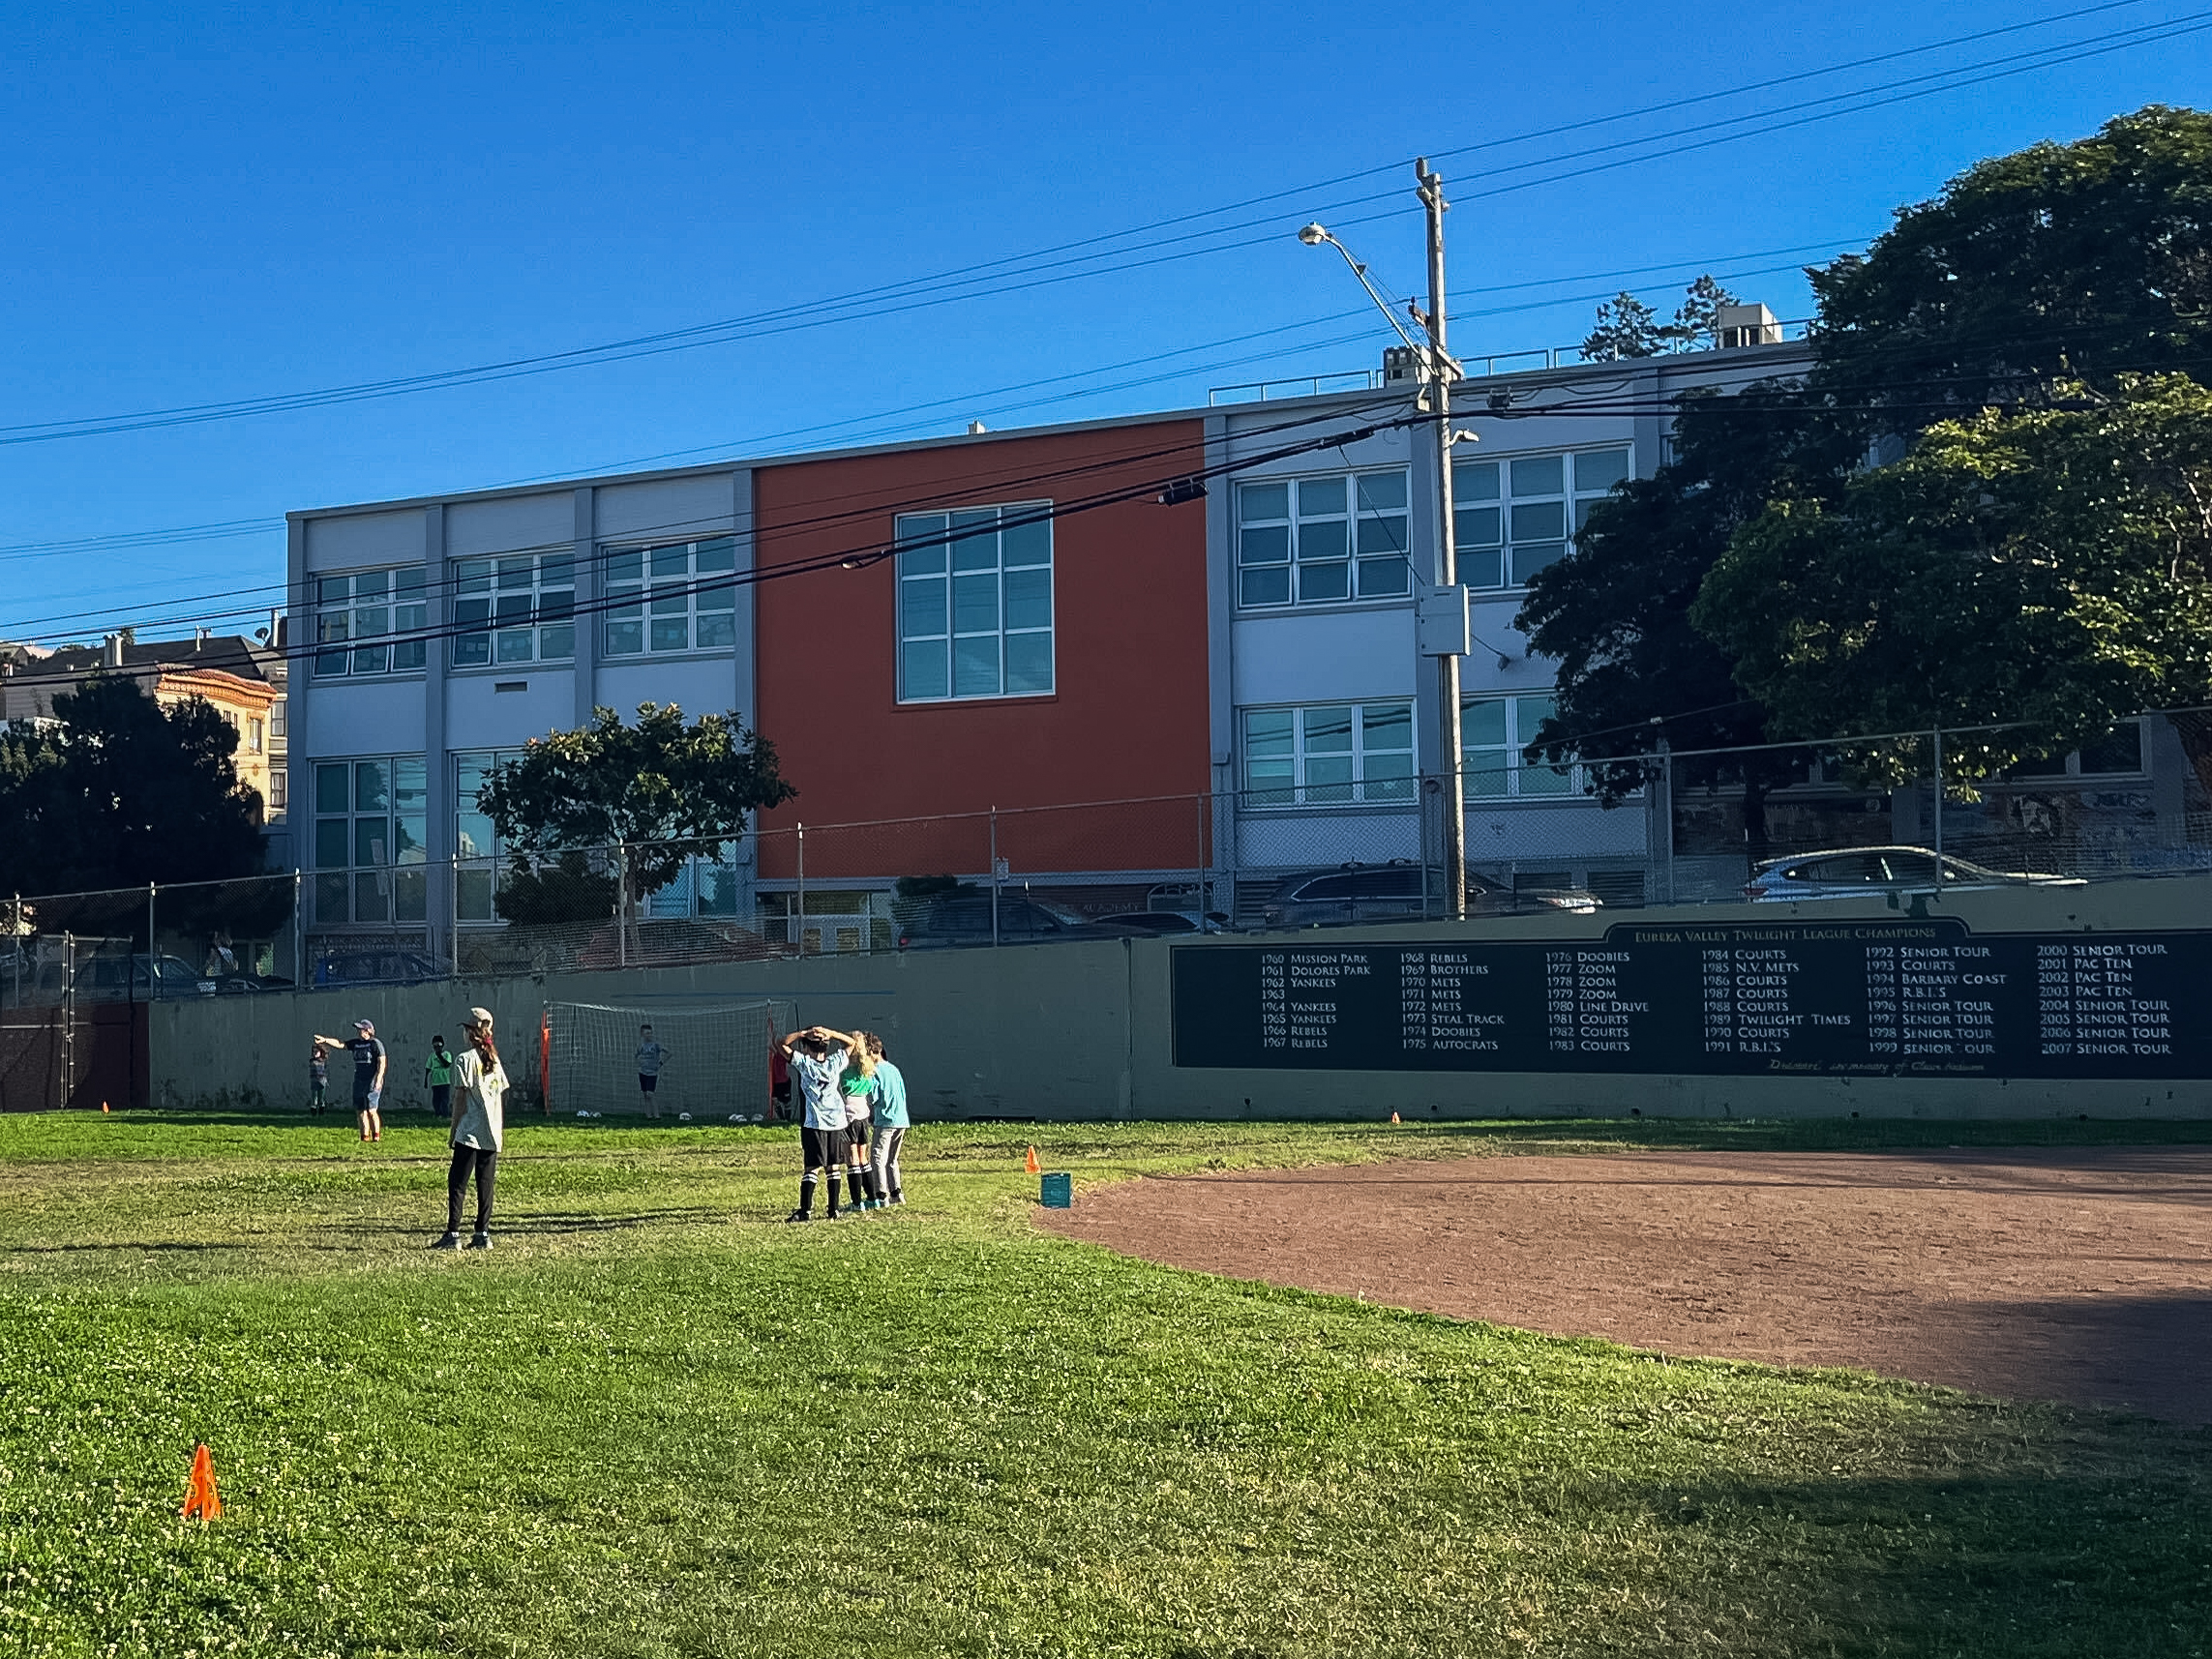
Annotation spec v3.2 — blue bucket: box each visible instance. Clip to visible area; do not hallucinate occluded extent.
[1038,1171,1073,1209]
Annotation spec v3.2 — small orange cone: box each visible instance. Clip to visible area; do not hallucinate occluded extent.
[1024,1145,1040,1174]
[100,1100,110,1113]
[180,1443,222,1521]
[1389,1111,1400,1125]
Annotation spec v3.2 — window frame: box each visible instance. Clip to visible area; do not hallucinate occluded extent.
[1461,693,1588,801]
[451,551,577,668]
[311,755,429,926]
[2008,718,2149,782]
[1452,446,1631,593]
[598,536,740,659]
[312,566,429,679]
[1240,699,1418,808]
[1236,468,1412,609]
[894,502,1056,704]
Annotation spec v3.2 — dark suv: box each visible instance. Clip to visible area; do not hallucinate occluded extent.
[1259,862,1599,930]
[895,895,1101,949]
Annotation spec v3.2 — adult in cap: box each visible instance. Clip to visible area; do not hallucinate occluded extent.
[433,1006,509,1251]
[312,1017,387,1142]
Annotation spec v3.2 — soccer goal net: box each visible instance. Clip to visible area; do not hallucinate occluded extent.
[544,998,796,1119]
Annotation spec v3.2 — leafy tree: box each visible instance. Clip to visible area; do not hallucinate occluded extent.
[1663,274,1739,350]
[1517,387,1841,856]
[0,675,267,899]
[493,851,618,926]
[477,703,793,907]
[1695,375,2212,796]
[1581,291,1661,362]
[1811,105,2212,413]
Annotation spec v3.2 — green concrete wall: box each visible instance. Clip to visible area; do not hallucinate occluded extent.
[153,877,2212,1120]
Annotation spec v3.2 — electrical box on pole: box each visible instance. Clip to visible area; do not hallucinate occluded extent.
[1416,583,1471,658]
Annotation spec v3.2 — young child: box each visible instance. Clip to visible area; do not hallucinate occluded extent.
[424,1035,454,1122]
[308,1043,329,1115]
[837,1032,881,1213]
[778,1025,856,1222]
[866,1032,910,1206]
[636,1023,667,1118]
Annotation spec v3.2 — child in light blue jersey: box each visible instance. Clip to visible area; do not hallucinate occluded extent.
[865,1032,910,1206]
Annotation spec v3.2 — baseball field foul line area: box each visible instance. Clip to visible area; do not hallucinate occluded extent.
[0,1113,2207,1657]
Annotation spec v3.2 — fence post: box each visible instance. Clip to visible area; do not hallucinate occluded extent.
[989,807,1000,947]
[450,853,462,979]
[615,842,629,968]
[787,827,805,960]
[1931,728,1945,868]
[1194,792,1207,913]
[60,932,74,1111]
[146,881,157,972]
[291,870,304,992]
[8,892,18,1008]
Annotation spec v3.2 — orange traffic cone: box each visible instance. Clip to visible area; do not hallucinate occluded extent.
[180,1443,222,1521]
[1024,1145,1040,1174]
[100,1100,109,1113]
[1389,1111,1400,1125]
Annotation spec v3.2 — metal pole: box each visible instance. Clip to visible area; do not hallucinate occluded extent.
[615,842,629,968]
[1195,791,1207,913]
[1658,735,1675,905]
[794,824,806,957]
[989,807,1001,947]
[1930,728,1944,869]
[1419,157,1467,921]
[9,893,17,1009]
[450,854,461,979]
[61,932,74,1111]
[291,870,304,992]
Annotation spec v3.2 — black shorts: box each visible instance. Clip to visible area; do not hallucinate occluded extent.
[639,1073,659,1093]
[846,1119,870,1151]
[801,1124,850,1169]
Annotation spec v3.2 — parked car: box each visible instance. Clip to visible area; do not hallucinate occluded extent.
[1091,910,1229,936]
[311,949,443,988]
[1742,846,2088,902]
[1259,861,1599,930]
[70,953,219,1001]
[896,895,1105,949]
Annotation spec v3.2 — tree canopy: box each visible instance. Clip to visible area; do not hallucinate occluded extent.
[0,675,267,898]
[1528,105,2212,835]
[477,703,793,903]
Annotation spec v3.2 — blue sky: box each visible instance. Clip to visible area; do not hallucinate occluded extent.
[2,0,2207,644]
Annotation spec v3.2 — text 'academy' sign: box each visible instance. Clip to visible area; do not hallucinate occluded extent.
[1170,922,2204,1079]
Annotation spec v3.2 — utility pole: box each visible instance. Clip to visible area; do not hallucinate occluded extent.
[1418,158,1468,920]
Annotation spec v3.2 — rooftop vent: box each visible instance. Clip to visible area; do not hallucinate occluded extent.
[1717,303,1781,349]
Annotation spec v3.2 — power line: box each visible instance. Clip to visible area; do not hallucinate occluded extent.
[0,4,2188,449]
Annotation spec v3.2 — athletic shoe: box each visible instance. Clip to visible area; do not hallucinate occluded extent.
[431,1232,461,1251]
[783,1210,812,1224]
[467,1232,492,1250]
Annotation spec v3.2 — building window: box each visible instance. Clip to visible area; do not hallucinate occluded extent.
[1452,448,1629,590]
[601,537,736,656]
[270,771,288,811]
[2011,719,2147,780]
[1237,471,1410,607]
[269,699,285,739]
[247,718,264,754]
[453,554,575,667]
[1463,694,1582,799]
[1242,702,1415,806]
[896,505,1053,700]
[454,750,524,921]
[313,756,428,925]
[314,568,428,677]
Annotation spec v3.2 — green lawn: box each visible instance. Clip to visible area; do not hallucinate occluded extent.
[0,1111,2206,1658]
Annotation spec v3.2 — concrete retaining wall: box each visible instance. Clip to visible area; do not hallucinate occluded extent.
[153,877,2212,1120]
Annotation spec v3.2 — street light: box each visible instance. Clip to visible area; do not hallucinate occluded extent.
[1299,164,1469,919]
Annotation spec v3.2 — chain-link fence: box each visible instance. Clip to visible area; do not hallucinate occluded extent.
[5,712,2207,1003]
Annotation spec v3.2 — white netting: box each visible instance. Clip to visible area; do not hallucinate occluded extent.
[544,999,795,1118]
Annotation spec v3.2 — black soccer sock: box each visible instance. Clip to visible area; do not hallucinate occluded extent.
[862,1164,882,1203]
[846,1169,866,1207]
[798,1172,817,1215]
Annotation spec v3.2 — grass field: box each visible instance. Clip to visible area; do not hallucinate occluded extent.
[0,1110,2207,1658]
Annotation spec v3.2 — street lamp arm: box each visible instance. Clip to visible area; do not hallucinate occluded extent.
[1300,225,1430,360]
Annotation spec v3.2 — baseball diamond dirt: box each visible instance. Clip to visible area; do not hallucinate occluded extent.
[1040,1146,2212,1424]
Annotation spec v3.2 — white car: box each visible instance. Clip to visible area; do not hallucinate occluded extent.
[1743,846,2085,902]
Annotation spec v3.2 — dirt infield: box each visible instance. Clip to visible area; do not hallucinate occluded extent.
[1040,1147,2212,1423]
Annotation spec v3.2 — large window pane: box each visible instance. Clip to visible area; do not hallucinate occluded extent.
[1297,477,1346,517]
[898,515,947,575]
[1454,460,1499,500]
[1001,518,1049,567]
[1510,455,1564,495]
[1511,542,1568,584]
[314,818,348,869]
[694,537,735,573]
[901,577,947,638]
[1240,525,1290,565]
[1358,557,1409,597]
[951,512,998,573]
[1574,449,1630,493]
[1511,501,1566,541]
[354,817,390,868]
[352,873,390,923]
[1357,471,1407,511]
[393,869,428,923]
[1299,518,1348,561]
[650,545,689,579]
[952,573,999,634]
[1240,482,1288,521]
[952,636,1000,697]
[1461,698,1509,747]
[694,611,735,648]
[353,761,389,814]
[1241,567,1290,606]
[314,874,350,926]
[1003,632,1052,695]
[1300,561,1350,602]
[1003,568,1051,631]
[315,763,350,815]
[900,638,949,700]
